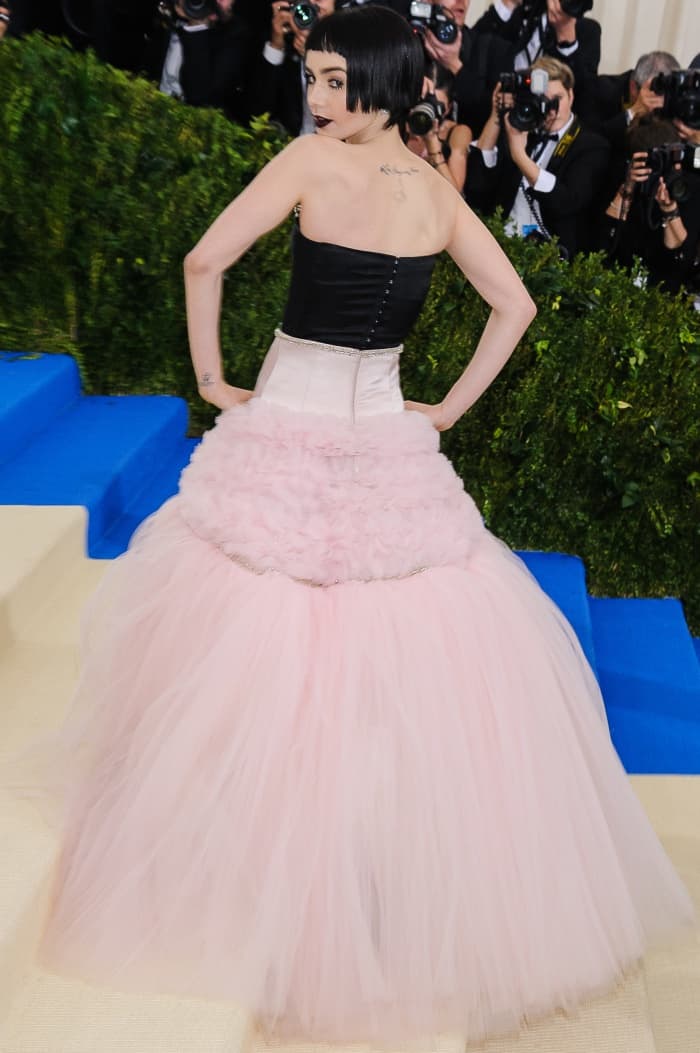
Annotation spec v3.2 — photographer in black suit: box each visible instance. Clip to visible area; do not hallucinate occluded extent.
[584,51,680,201]
[599,115,700,294]
[394,0,510,137]
[474,0,601,115]
[247,0,335,137]
[465,55,609,257]
[92,0,252,121]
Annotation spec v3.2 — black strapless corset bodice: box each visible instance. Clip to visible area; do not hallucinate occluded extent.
[281,225,437,350]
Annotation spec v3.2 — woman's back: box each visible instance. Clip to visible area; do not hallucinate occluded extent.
[296,135,459,260]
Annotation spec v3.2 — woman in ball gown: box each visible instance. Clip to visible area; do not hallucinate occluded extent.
[26,5,696,1049]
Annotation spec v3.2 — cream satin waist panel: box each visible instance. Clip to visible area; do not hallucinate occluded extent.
[254,329,405,421]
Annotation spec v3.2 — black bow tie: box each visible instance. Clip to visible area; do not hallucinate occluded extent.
[536,132,560,143]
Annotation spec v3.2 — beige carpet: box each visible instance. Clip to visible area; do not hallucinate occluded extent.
[1,505,698,1053]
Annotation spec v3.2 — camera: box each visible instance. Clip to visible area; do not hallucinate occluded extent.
[499,69,558,133]
[158,0,218,24]
[649,69,700,130]
[407,92,446,135]
[278,1,319,29]
[640,141,700,203]
[408,1,458,46]
[521,0,592,18]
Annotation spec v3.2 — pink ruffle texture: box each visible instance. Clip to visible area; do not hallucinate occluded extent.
[178,398,482,584]
[27,402,697,1048]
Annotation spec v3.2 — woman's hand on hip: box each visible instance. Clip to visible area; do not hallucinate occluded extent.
[404,400,451,431]
[198,380,255,411]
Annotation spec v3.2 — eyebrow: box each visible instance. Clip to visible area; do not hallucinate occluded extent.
[306,65,347,74]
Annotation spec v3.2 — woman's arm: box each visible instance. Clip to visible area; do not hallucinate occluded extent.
[445,124,472,196]
[184,135,317,409]
[407,195,536,430]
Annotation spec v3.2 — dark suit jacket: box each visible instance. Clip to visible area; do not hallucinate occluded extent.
[473,7,601,113]
[453,27,513,137]
[247,43,306,137]
[598,173,700,293]
[94,3,252,120]
[465,116,610,257]
[142,17,253,120]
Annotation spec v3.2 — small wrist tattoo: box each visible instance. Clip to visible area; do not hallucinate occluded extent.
[199,372,217,387]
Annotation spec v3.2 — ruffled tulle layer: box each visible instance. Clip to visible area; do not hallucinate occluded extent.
[15,400,697,1048]
[178,398,482,585]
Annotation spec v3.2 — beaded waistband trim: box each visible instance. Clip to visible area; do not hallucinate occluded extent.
[225,546,429,587]
[274,328,403,358]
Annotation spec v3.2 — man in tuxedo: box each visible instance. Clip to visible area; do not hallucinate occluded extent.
[405,0,511,136]
[473,0,601,116]
[247,0,335,137]
[465,55,609,257]
[583,51,680,200]
[93,0,253,121]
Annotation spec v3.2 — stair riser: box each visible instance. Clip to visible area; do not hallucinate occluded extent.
[0,516,86,654]
[0,356,81,469]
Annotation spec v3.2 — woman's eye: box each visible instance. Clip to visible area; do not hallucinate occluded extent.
[329,79,344,90]
[304,71,314,84]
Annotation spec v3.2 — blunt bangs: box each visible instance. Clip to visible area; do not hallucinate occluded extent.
[305,6,424,127]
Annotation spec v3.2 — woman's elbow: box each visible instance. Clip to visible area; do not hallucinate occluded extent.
[183,249,218,276]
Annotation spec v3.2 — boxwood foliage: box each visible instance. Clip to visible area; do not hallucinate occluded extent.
[1,36,699,632]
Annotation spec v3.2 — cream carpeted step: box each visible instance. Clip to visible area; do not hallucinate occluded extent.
[0,970,252,1053]
[0,506,106,653]
[631,777,700,1053]
[0,800,57,1031]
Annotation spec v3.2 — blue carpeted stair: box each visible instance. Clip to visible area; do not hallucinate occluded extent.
[2,350,699,773]
[0,351,198,552]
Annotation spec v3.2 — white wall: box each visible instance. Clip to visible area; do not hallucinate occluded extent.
[465,0,700,75]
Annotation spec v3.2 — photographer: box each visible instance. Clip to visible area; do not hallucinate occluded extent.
[465,55,609,257]
[600,115,700,294]
[474,0,601,114]
[405,68,472,192]
[406,0,510,137]
[93,0,253,121]
[247,0,335,136]
[585,52,680,197]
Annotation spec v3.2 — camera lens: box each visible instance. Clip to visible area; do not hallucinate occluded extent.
[292,1,317,28]
[407,101,437,136]
[435,19,457,44]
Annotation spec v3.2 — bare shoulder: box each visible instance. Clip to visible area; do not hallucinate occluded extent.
[277,133,346,176]
[430,174,465,251]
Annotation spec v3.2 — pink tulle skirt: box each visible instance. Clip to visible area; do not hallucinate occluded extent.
[27,397,696,1047]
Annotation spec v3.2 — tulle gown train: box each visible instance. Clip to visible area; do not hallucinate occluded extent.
[14,329,697,1048]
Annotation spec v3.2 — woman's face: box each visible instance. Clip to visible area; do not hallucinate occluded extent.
[304,50,388,143]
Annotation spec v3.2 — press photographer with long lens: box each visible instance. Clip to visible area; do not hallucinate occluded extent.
[600,78,700,294]
[474,0,601,116]
[465,55,609,257]
[248,0,335,136]
[404,0,510,137]
[585,51,680,201]
[405,67,472,192]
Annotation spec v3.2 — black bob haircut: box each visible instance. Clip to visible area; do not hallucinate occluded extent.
[305,5,424,129]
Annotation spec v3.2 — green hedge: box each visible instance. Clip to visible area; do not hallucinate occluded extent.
[1,36,699,632]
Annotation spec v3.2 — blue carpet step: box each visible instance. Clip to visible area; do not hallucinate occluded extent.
[589,597,700,773]
[605,706,700,774]
[92,437,200,559]
[0,352,81,466]
[516,551,596,673]
[0,394,189,554]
